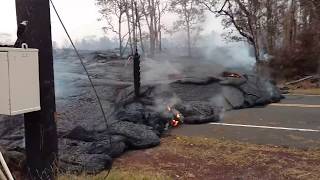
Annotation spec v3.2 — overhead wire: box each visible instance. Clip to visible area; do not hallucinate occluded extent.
[49,0,112,178]
[49,0,109,130]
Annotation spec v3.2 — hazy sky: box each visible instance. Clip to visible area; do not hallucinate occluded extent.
[1,0,104,45]
[0,0,224,47]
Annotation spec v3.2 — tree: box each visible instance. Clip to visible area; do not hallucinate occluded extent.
[96,0,128,57]
[139,0,161,56]
[155,0,168,52]
[170,0,205,56]
[201,0,264,62]
[265,0,276,54]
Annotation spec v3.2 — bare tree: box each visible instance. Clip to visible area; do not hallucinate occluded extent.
[96,0,129,57]
[139,0,156,56]
[156,0,168,52]
[201,0,264,62]
[170,0,205,56]
[265,0,276,54]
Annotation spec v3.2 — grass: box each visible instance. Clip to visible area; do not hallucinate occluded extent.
[59,168,171,180]
[289,88,320,95]
[59,135,320,180]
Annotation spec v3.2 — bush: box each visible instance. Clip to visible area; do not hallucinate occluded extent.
[270,30,320,80]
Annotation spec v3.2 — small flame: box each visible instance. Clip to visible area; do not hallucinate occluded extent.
[223,72,242,78]
[166,105,184,127]
[177,113,181,118]
[171,119,179,127]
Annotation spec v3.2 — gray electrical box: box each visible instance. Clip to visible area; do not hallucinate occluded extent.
[0,47,40,115]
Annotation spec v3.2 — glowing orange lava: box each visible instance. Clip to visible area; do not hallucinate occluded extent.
[222,72,242,78]
[167,105,183,127]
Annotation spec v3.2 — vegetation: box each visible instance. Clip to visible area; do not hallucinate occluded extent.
[114,136,320,179]
[202,0,320,78]
[289,88,320,95]
[59,169,171,180]
[96,0,319,79]
[60,135,320,179]
[169,0,205,56]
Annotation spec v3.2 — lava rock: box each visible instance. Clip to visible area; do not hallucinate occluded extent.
[115,102,145,124]
[60,153,112,174]
[63,126,97,142]
[109,121,160,149]
[115,102,168,135]
[217,71,284,108]
[221,86,245,109]
[238,75,284,107]
[175,101,222,124]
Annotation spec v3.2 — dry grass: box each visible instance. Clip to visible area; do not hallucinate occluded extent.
[59,168,171,180]
[59,136,320,180]
[289,88,320,95]
[115,136,320,180]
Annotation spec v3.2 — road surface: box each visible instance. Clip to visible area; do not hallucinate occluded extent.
[172,94,320,149]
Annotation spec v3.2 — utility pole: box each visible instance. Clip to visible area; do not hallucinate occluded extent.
[133,1,141,97]
[15,0,58,179]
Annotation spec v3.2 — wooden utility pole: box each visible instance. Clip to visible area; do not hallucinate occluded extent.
[15,0,58,179]
[134,2,141,97]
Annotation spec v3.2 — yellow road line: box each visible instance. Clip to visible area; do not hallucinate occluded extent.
[270,103,320,108]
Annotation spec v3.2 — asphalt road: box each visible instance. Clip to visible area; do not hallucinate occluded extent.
[171,94,320,149]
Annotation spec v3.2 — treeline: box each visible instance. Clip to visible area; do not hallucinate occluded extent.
[96,0,205,57]
[96,0,320,78]
[203,0,320,78]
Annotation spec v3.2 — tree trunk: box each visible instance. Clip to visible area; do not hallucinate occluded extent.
[266,0,274,54]
[131,0,136,51]
[290,0,297,48]
[149,0,155,57]
[119,15,123,57]
[285,0,296,49]
[153,0,158,52]
[125,4,133,55]
[157,4,162,52]
[159,30,162,52]
[253,41,260,63]
[187,21,191,57]
[138,18,145,53]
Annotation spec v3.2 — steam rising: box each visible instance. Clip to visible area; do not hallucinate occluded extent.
[200,31,255,69]
[61,36,118,50]
[141,31,255,84]
[141,57,183,84]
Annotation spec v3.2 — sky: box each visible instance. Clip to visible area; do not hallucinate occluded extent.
[0,0,224,47]
[1,0,105,46]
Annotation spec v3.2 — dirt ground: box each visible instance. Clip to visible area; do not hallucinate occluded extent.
[111,135,320,180]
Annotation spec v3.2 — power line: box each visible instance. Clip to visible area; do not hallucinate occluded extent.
[49,0,112,178]
[49,0,109,130]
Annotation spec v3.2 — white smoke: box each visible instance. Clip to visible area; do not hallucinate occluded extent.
[209,94,226,118]
[141,57,183,84]
[60,36,118,50]
[199,31,256,69]
[0,33,14,45]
